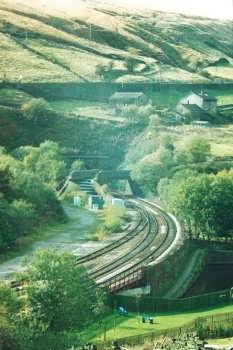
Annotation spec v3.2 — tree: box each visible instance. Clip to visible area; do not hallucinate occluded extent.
[95,63,107,79]
[0,283,20,350]
[124,56,138,73]
[121,104,153,126]
[132,147,174,194]
[107,60,114,71]
[95,61,115,81]
[184,136,211,163]
[159,170,233,239]
[21,141,66,189]
[70,160,85,172]
[19,249,105,334]
[0,167,12,200]
[21,98,49,123]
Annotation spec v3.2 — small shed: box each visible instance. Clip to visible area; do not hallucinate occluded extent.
[109,92,148,107]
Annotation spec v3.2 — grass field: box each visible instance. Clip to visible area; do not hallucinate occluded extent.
[147,86,233,109]
[0,32,76,83]
[1,2,233,83]
[163,123,233,158]
[203,66,233,81]
[207,337,233,347]
[78,304,233,343]
[49,100,125,123]
[49,100,104,111]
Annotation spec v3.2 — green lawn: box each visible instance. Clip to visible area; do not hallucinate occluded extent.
[79,304,233,343]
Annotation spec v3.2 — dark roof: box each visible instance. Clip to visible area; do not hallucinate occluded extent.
[182,104,204,113]
[196,92,217,101]
[182,104,211,119]
[109,92,145,101]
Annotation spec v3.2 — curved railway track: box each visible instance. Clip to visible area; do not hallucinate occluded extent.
[96,199,178,292]
[9,197,181,294]
[76,197,180,293]
[76,205,148,265]
[89,207,157,279]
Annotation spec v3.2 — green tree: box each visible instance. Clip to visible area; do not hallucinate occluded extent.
[132,147,174,194]
[0,147,64,251]
[0,167,12,200]
[21,98,49,123]
[185,136,211,163]
[159,170,233,239]
[21,141,66,189]
[11,199,37,235]
[121,104,153,126]
[70,160,86,172]
[0,282,20,350]
[95,63,107,79]
[124,56,138,73]
[19,249,105,334]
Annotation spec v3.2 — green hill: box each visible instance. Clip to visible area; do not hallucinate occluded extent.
[0,0,233,83]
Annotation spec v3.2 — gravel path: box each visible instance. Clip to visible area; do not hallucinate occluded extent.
[0,204,105,279]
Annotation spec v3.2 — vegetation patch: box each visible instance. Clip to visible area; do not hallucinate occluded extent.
[0,141,66,255]
[87,206,128,241]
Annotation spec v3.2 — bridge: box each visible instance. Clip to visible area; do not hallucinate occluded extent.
[70,169,142,195]
[62,149,109,160]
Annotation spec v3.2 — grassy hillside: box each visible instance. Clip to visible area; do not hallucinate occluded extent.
[0,0,233,83]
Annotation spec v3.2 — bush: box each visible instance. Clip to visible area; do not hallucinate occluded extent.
[124,56,138,73]
[61,181,88,206]
[21,98,49,123]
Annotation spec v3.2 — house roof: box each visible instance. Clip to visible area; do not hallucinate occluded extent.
[109,92,145,101]
[182,104,204,112]
[182,104,211,119]
[195,92,217,101]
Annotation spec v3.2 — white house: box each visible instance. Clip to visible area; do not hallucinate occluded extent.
[179,91,217,115]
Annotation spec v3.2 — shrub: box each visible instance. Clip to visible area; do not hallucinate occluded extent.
[21,98,49,123]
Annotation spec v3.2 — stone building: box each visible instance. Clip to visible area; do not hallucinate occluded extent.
[109,92,148,107]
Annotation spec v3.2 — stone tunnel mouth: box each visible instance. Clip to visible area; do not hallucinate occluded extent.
[182,263,233,297]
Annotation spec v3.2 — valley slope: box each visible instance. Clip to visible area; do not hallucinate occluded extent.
[0,0,233,83]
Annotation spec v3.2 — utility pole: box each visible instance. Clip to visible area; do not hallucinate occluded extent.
[89,24,92,41]
[76,115,79,153]
[25,29,28,43]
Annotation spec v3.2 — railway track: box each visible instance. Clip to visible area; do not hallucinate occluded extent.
[96,199,178,292]
[89,207,157,279]
[75,204,148,265]
[73,197,180,293]
[9,197,181,294]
